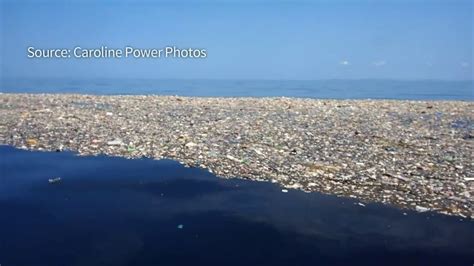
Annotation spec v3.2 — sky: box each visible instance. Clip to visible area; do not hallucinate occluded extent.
[0,0,472,80]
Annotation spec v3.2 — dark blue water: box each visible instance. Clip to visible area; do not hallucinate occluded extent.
[1,78,472,100]
[1,146,473,266]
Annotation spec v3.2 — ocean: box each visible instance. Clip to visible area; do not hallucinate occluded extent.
[2,79,473,265]
[1,78,472,100]
[1,146,473,266]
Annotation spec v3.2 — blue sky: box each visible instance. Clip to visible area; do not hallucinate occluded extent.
[1,0,472,80]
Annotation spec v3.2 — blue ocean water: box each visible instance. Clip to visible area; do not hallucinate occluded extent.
[1,146,473,266]
[1,78,472,100]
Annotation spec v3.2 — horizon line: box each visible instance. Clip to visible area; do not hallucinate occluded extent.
[2,77,473,82]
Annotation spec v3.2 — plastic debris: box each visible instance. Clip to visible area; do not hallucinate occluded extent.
[415,206,430,213]
[48,177,62,184]
[185,142,197,148]
[1,94,473,218]
[107,139,124,146]
[26,138,38,146]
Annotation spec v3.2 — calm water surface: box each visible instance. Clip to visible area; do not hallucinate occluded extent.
[0,146,473,266]
[1,78,472,100]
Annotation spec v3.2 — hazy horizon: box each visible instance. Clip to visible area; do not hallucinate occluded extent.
[2,77,474,82]
[2,78,472,100]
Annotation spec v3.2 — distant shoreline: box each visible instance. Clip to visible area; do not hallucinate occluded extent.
[1,93,473,218]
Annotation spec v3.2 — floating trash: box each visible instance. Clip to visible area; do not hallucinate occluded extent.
[415,206,430,213]
[48,177,62,184]
[1,94,473,218]
[26,138,38,146]
[107,139,124,146]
